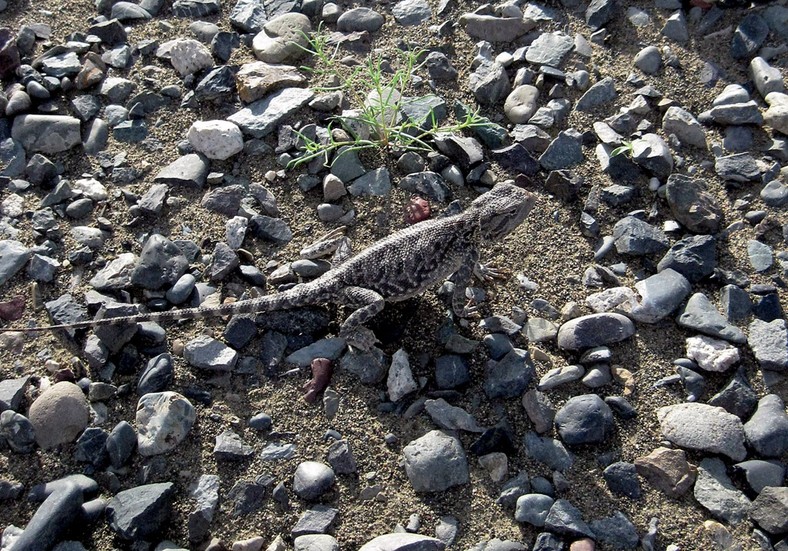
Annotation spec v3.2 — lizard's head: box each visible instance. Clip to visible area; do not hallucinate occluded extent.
[471,183,536,240]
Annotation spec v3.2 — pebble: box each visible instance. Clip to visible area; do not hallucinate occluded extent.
[633,46,661,75]
[336,7,384,33]
[750,487,788,535]
[657,235,716,282]
[523,432,574,472]
[625,268,691,323]
[483,348,535,399]
[525,32,574,67]
[291,504,338,536]
[514,494,554,527]
[184,335,239,371]
[556,313,635,351]
[402,430,469,492]
[743,394,788,458]
[387,348,418,402]
[537,364,584,390]
[0,240,32,286]
[747,239,773,273]
[28,381,89,450]
[294,535,339,551]
[425,398,484,433]
[252,13,311,64]
[187,120,244,160]
[503,85,539,124]
[135,391,196,456]
[554,394,614,445]
[229,87,314,138]
[677,293,746,344]
[734,460,785,494]
[657,402,747,461]
[544,499,594,539]
[589,511,639,549]
[358,534,445,551]
[576,76,616,111]
[602,462,641,499]
[11,115,82,154]
[154,153,209,188]
[293,461,336,501]
[638,451,697,499]
[459,14,534,42]
[391,0,432,26]
[685,335,740,372]
[106,482,174,540]
[748,318,788,372]
[694,457,752,525]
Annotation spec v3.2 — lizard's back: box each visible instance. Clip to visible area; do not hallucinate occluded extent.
[324,213,475,301]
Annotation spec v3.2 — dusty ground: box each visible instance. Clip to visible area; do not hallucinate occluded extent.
[0,0,787,549]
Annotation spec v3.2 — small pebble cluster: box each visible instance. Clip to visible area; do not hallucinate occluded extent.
[0,0,787,550]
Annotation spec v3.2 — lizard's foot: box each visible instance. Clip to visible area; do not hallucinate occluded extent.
[341,326,379,352]
[474,262,511,282]
[456,298,481,319]
[300,226,348,259]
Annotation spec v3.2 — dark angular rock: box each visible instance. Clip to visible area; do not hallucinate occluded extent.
[106,482,174,540]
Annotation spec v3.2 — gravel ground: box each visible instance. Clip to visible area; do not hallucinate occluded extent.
[0,0,787,550]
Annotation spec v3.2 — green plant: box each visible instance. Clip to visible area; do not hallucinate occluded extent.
[287,28,491,169]
[610,140,634,158]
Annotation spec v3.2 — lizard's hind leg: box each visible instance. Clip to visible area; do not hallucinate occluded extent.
[338,287,385,351]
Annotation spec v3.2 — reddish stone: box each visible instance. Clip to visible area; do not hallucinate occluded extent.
[405,195,430,225]
[0,295,26,321]
[303,357,333,403]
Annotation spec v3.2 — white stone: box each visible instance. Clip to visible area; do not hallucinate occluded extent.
[686,335,740,372]
[764,92,788,135]
[387,348,418,402]
[187,120,244,160]
[169,39,213,77]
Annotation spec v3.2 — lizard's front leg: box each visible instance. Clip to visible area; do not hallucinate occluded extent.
[338,286,385,351]
[452,249,481,319]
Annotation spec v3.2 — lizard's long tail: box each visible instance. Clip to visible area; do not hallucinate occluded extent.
[0,280,330,333]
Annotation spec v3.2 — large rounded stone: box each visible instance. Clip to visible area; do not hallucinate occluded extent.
[293,461,336,501]
[28,382,89,449]
[136,391,196,456]
[554,394,614,445]
[402,430,469,492]
[252,13,311,64]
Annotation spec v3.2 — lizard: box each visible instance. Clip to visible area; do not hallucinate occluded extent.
[0,183,536,351]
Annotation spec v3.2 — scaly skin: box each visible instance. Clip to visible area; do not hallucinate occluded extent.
[0,183,536,350]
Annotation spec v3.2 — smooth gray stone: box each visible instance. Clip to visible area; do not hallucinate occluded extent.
[557,313,635,350]
[554,394,614,445]
[293,461,336,501]
[11,115,81,154]
[612,216,669,255]
[525,31,574,67]
[402,430,469,492]
[153,153,209,188]
[744,394,788,458]
[677,293,746,344]
[12,482,84,551]
[576,76,616,111]
[514,494,554,526]
[336,7,384,32]
[734,460,786,494]
[459,13,534,42]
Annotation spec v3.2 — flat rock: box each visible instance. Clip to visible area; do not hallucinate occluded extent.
[525,31,574,67]
[358,533,446,551]
[694,457,752,525]
[748,319,788,372]
[11,115,81,154]
[153,153,209,188]
[184,335,238,371]
[624,268,691,323]
[676,293,746,344]
[634,447,696,497]
[612,216,669,255]
[107,482,174,540]
[657,235,716,283]
[235,61,305,103]
[228,87,314,138]
[557,313,635,351]
[459,14,535,42]
[0,240,31,286]
[657,402,747,461]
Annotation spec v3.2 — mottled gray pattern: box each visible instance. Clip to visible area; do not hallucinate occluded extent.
[2,183,535,350]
